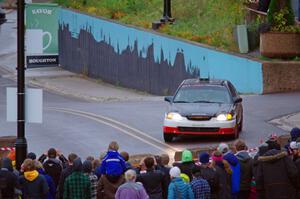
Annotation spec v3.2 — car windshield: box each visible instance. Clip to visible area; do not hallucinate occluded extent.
[173,85,232,104]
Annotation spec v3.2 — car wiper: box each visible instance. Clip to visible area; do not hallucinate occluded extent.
[173,100,189,103]
[193,100,217,103]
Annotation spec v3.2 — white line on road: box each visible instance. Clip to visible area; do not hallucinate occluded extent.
[47,107,180,154]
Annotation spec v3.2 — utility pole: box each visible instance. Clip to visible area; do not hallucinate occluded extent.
[15,0,27,170]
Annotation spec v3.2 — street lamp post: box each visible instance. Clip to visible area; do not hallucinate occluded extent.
[152,0,174,30]
[15,0,27,170]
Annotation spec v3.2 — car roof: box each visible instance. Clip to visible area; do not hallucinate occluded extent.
[181,78,227,86]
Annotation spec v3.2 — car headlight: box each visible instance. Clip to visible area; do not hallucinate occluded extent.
[216,113,233,121]
[166,112,183,121]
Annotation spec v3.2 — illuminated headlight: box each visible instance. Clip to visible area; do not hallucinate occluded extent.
[166,112,183,121]
[216,113,233,121]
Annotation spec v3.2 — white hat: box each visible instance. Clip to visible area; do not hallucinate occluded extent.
[290,141,297,149]
[217,143,229,154]
[169,166,181,178]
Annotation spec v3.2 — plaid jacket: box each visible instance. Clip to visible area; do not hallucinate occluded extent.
[84,173,98,199]
[190,177,211,199]
[64,171,91,199]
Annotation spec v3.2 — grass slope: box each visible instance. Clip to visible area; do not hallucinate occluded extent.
[55,0,246,51]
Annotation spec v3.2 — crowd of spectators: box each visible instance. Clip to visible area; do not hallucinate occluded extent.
[1,127,300,199]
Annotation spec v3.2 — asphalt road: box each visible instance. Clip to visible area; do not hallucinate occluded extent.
[1,73,300,159]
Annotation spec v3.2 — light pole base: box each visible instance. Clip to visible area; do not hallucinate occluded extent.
[15,138,27,170]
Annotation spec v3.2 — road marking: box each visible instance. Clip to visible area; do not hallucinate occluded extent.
[47,107,180,154]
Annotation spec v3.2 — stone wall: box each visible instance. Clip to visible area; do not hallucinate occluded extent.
[263,61,300,93]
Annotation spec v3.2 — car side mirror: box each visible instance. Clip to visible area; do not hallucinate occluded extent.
[234,97,242,103]
[164,96,173,103]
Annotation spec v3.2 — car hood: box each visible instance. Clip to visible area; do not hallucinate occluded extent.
[169,103,232,116]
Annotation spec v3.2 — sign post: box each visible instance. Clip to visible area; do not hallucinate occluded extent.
[25,3,59,67]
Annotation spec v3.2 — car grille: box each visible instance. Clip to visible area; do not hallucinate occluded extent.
[178,127,220,132]
[186,115,212,121]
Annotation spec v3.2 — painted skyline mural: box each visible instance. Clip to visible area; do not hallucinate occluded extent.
[59,9,263,94]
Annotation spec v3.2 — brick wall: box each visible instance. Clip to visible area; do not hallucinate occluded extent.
[263,62,300,93]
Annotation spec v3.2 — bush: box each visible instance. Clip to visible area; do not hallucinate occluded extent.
[267,0,295,27]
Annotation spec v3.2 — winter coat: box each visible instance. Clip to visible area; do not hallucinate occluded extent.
[236,151,253,191]
[136,168,168,199]
[198,165,219,199]
[56,165,74,199]
[223,152,240,194]
[37,168,56,199]
[42,158,63,187]
[167,177,194,199]
[175,161,195,182]
[19,170,49,199]
[115,181,149,199]
[97,174,125,199]
[256,149,298,199]
[214,160,232,199]
[99,150,126,176]
[294,158,300,198]
[0,158,18,199]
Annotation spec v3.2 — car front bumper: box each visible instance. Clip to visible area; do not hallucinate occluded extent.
[163,117,237,135]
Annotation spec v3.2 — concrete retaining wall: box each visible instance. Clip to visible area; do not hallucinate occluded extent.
[58,8,263,95]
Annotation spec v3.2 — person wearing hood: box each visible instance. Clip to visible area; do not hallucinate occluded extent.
[256,148,298,199]
[167,166,194,199]
[0,157,18,199]
[285,128,300,155]
[234,140,253,199]
[218,143,240,199]
[211,151,232,199]
[34,160,56,199]
[63,157,91,199]
[83,160,98,199]
[174,149,195,181]
[18,158,49,199]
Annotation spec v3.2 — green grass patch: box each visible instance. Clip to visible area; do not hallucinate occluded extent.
[54,0,247,51]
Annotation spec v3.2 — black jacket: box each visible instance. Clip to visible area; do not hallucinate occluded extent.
[56,165,74,199]
[0,158,18,199]
[256,149,298,199]
[198,165,220,199]
[19,173,49,199]
[176,161,195,181]
[215,163,231,199]
[236,151,253,191]
[137,168,168,199]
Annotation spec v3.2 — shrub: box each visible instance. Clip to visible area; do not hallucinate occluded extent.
[267,0,295,27]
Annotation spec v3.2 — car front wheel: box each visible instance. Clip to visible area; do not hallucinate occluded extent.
[163,134,173,142]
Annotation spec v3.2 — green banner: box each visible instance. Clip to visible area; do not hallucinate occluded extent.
[25,3,59,66]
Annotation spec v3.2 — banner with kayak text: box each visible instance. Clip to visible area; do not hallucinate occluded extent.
[25,3,59,67]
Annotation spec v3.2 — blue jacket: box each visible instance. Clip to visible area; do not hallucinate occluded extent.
[98,150,126,176]
[223,152,240,194]
[38,169,56,199]
[168,177,194,199]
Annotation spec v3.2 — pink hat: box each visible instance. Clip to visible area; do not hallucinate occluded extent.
[212,152,223,162]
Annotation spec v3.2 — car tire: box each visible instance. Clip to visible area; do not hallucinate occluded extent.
[163,134,173,142]
[238,117,243,132]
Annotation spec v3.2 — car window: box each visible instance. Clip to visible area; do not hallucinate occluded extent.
[173,85,232,104]
[228,82,238,97]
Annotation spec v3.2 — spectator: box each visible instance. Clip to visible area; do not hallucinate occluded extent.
[293,142,300,198]
[256,148,298,199]
[19,158,49,199]
[176,149,195,181]
[98,141,126,179]
[38,148,67,187]
[120,151,133,171]
[27,152,37,160]
[197,152,219,199]
[218,143,240,199]
[234,140,253,199]
[63,158,91,199]
[0,157,18,199]
[56,153,78,199]
[86,156,95,162]
[137,156,168,199]
[97,170,125,199]
[34,160,56,199]
[92,159,100,173]
[190,166,210,199]
[290,127,300,142]
[115,169,149,199]
[167,166,194,199]
[158,154,171,185]
[211,151,232,199]
[83,160,98,199]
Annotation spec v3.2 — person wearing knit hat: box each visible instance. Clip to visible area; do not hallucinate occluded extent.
[199,152,210,164]
[27,152,37,160]
[217,143,229,154]
[168,166,194,199]
[211,151,232,199]
[290,127,300,141]
[177,150,195,181]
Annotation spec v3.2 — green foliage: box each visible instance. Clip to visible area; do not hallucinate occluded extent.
[271,8,300,32]
[267,0,295,28]
[54,0,247,51]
